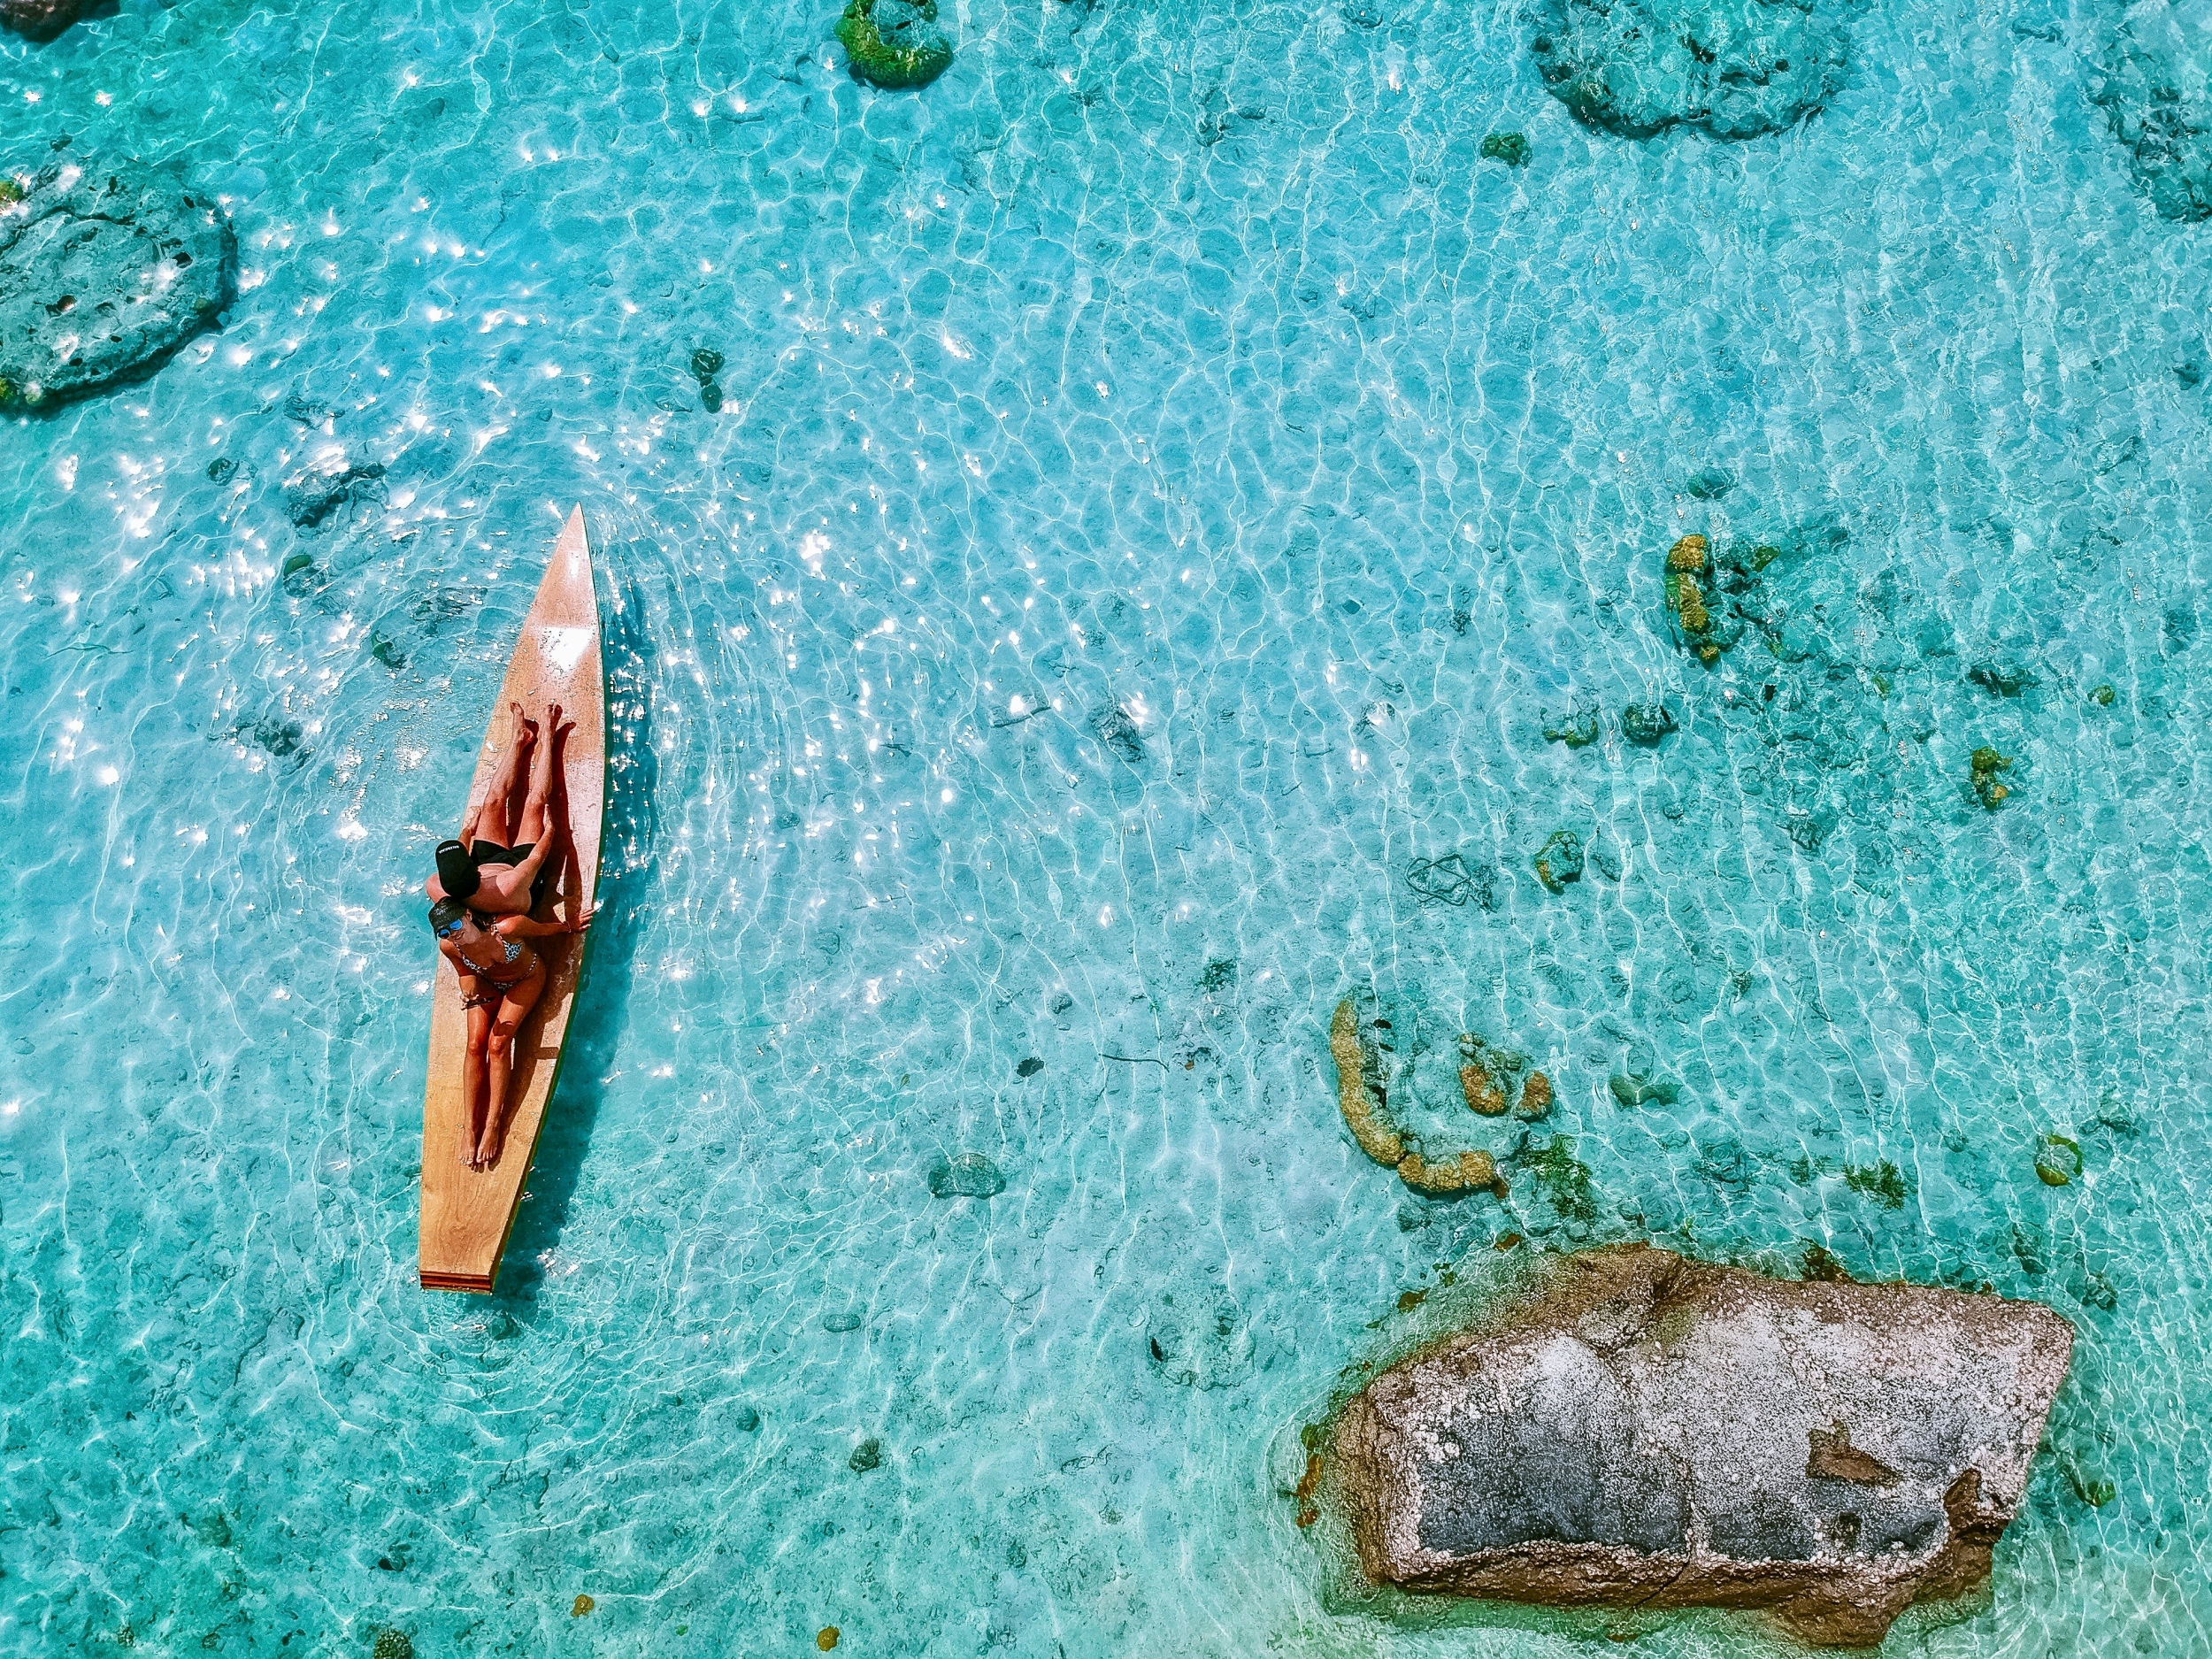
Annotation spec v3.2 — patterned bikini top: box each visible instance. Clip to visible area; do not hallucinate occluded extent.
[456,930,526,979]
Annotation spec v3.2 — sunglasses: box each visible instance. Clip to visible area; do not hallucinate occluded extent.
[435,918,469,939]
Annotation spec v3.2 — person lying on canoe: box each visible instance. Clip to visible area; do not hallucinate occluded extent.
[425,702,567,917]
[428,896,595,1167]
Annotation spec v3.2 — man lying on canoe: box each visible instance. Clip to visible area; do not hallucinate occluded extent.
[424,701,593,1168]
[425,702,565,917]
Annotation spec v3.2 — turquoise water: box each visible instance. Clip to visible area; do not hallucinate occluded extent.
[4,0,2211,1653]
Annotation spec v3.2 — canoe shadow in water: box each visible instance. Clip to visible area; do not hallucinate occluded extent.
[495,559,659,1308]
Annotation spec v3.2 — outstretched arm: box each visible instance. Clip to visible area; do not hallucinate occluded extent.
[495,907,595,940]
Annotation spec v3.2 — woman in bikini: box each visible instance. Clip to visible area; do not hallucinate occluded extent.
[428,896,595,1167]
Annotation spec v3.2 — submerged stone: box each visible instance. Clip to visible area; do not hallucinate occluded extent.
[927,1152,1006,1198]
[1968,661,2038,697]
[0,0,85,36]
[1088,702,1146,763]
[1529,0,1850,141]
[1608,1072,1679,1107]
[1336,1246,2073,1647]
[0,156,235,410]
[1684,467,1735,499]
[1479,132,1532,166]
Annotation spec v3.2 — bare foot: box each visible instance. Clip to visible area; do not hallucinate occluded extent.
[475,1132,504,1167]
[460,1141,480,1168]
[511,701,541,750]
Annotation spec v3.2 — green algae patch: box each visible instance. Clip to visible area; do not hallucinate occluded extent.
[1800,1240,1851,1282]
[1520,1134,1600,1223]
[2034,1134,2083,1187]
[837,0,953,88]
[1843,1160,1909,1209]
[2091,683,2116,706]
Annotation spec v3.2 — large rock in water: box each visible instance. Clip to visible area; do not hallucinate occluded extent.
[1530,0,1849,141]
[1337,1247,2073,1647]
[0,157,234,410]
[0,0,84,38]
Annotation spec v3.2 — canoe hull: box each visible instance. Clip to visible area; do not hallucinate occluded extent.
[418,507,604,1293]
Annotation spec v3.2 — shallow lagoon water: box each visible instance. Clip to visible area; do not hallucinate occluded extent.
[3,0,2211,1653]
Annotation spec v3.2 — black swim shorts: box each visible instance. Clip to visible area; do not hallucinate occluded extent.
[469,841,551,913]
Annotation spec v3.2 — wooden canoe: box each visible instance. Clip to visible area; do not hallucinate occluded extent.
[418,506,605,1293]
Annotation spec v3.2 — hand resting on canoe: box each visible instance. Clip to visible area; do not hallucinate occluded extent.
[426,703,572,917]
[428,898,596,1168]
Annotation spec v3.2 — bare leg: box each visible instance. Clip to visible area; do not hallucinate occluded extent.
[498,702,540,841]
[548,718,582,920]
[460,706,536,850]
[462,1002,492,1166]
[512,703,566,849]
[476,967,547,1166]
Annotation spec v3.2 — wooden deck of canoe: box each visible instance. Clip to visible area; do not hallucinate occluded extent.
[418,507,605,1293]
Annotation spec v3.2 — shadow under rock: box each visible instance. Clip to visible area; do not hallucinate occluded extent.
[495,556,661,1308]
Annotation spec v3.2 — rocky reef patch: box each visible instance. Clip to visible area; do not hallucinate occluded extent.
[2092,0,2212,220]
[1332,1246,2073,1647]
[0,154,234,411]
[1529,0,1851,141]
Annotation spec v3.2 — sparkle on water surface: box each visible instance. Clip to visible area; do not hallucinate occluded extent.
[3,0,2210,1655]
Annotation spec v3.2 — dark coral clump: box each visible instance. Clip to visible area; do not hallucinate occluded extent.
[1620,702,1677,745]
[1532,829,1584,894]
[837,0,954,88]
[1970,745,2014,810]
[1479,131,1532,166]
[1542,707,1601,749]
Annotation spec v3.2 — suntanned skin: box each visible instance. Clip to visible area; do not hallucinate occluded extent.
[424,703,566,916]
[436,903,596,1166]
